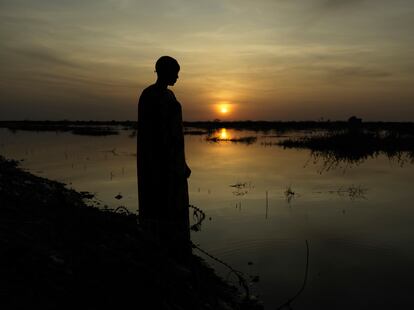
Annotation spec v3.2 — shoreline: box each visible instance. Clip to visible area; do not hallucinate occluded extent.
[0,155,262,310]
[1,120,414,134]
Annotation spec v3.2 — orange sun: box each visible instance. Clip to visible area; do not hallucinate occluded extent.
[217,102,231,116]
[220,106,228,114]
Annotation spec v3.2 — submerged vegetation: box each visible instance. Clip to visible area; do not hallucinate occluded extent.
[279,129,414,171]
[284,185,296,204]
[0,121,120,136]
[206,136,257,144]
[3,120,414,133]
[2,120,414,171]
[314,185,368,200]
[229,182,254,196]
[184,120,414,135]
[70,126,119,136]
[183,129,208,135]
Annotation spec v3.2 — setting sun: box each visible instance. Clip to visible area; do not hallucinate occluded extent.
[220,106,228,114]
[216,102,232,117]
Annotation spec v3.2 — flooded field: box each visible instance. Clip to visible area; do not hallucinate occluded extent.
[1,127,414,309]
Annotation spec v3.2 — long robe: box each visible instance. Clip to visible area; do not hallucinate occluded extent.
[137,84,190,255]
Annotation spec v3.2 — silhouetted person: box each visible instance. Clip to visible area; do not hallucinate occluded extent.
[137,56,191,261]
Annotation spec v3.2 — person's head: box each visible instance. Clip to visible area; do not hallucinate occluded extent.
[155,56,180,86]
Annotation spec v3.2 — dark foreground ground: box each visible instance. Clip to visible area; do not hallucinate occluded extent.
[0,156,262,310]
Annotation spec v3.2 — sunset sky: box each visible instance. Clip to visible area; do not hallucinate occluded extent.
[1,0,413,121]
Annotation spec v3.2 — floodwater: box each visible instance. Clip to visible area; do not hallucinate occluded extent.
[1,127,414,309]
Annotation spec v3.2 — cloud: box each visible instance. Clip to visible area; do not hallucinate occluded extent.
[328,66,391,79]
[298,0,367,28]
[8,46,78,68]
[318,0,366,11]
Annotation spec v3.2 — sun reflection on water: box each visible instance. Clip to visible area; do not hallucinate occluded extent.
[219,128,229,140]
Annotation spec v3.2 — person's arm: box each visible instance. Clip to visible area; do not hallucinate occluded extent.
[185,162,191,178]
[167,92,189,178]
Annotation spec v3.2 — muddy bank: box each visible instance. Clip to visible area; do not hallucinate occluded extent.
[0,156,262,310]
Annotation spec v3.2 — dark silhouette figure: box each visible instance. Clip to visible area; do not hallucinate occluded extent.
[137,56,191,261]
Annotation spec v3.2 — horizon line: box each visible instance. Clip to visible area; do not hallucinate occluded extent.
[1,119,414,123]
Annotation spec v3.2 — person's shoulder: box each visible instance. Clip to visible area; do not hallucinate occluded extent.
[139,84,158,104]
[140,84,157,96]
[166,89,178,101]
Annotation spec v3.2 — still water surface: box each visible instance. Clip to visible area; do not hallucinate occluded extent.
[1,127,414,309]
